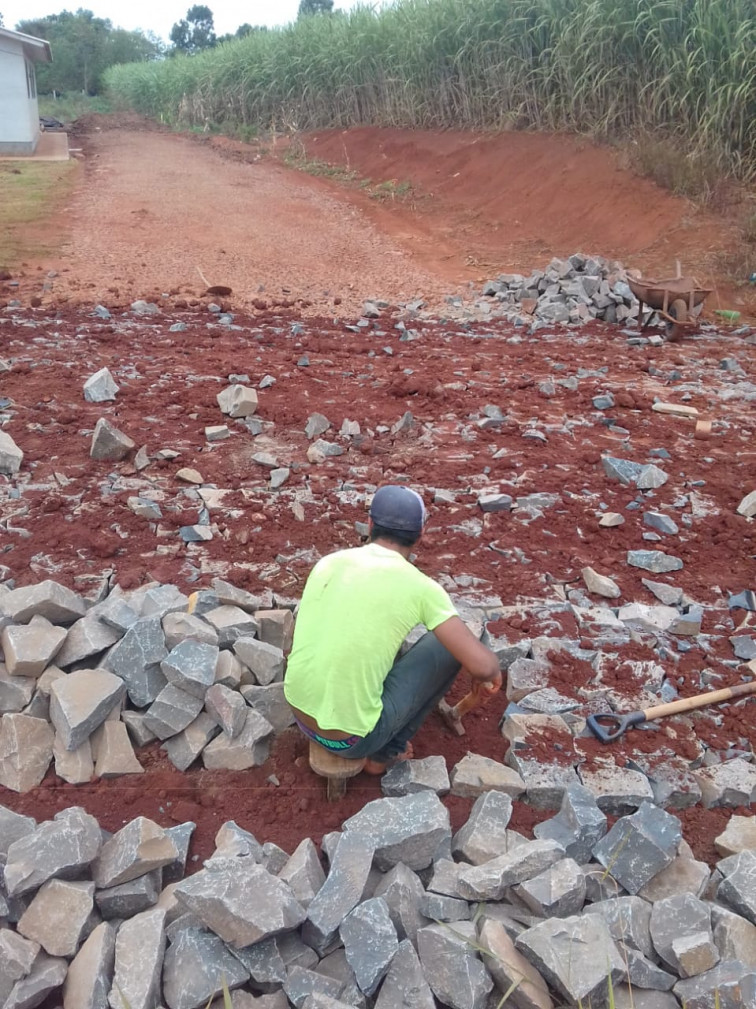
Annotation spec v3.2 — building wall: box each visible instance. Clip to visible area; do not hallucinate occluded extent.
[0,37,41,153]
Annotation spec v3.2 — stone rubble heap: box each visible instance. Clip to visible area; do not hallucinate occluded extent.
[1,575,754,814]
[0,577,298,793]
[1,791,755,1009]
[423,253,690,333]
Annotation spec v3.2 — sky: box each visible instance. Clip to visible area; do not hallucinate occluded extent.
[2,0,367,43]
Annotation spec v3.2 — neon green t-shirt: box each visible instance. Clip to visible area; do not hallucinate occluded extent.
[283,542,458,737]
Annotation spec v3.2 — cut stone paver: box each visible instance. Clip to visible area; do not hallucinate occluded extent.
[201,708,274,770]
[342,792,451,872]
[93,816,180,888]
[533,784,607,863]
[217,384,258,418]
[0,580,86,624]
[91,417,135,460]
[204,683,247,738]
[94,721,144,777]
[175,861,306,948]
[340,897,398,996]
[303,833,375,955]
[452,790,513,865]
[478,917,553,1009]
[4,806,102,896]
[373,939,435,1009]
[1,616,67,677]
[17,879,95,957]
[162,926,250,1009]
[84,367,119,402]
[0,713,54,793]
[717,851,756,925]
[108,907,166,1009]
[278,838,326,910]
[417,921,493,1009]
[450,752,525,799]
[161,639,219,698]
[515,913,624,1006]
[372,863,428,947]
[62,921,116,1009]
[49,669,125,751]
[233,637,285,685]
[381,756,450,797]
[144,684,204,740]
[714,815,756,856]
[105,615,168,707]
[693,759,756,808]
[673,960,756,1008]
[162,712,220,771]
[515,858,586,918]
[592,803,682,895]
[458,839,565,901]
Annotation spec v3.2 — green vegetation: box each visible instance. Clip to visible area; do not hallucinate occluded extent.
[298,0,335,16]
[38,93,110,122]
[104,0,756,182]
[18,9,162,95]
[0,162,76,268]
[170,5,216,55]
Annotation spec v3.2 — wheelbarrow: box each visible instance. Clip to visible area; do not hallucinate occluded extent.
[627,273,712,343]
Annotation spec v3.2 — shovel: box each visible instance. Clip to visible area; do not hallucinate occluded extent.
[587,681,756,743]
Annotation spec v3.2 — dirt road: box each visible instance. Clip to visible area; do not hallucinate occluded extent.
[53,128,455,313]
[17,121,750,320]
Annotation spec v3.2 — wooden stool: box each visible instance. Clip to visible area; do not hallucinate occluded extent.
[308,741,365,801]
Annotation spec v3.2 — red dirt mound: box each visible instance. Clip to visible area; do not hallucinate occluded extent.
[297,127,750,315]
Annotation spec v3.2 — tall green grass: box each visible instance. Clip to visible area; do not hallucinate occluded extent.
[104,0,756,180]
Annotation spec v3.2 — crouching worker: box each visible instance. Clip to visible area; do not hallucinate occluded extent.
[283,485,502,774]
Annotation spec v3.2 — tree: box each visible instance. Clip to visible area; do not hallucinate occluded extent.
[0,13,4,27]
[17,9,161,94]
[170,5,216,54]
[297,0,334,17]
[215,23,267,44]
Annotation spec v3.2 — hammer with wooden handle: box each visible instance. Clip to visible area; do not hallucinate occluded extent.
[438,680,501,736]
[587,681,756,743]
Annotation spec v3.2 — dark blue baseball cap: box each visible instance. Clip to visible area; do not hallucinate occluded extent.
[369,485,426,534]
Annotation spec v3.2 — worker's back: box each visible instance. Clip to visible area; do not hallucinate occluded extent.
[283,542,455,736]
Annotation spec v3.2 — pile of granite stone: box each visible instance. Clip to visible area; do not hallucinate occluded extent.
[0,577,297,792]
[1,574,755,812]
[445,253,662,329]
[1,787,756,1009]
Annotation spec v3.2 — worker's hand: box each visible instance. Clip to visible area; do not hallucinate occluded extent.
[472,671,502,696]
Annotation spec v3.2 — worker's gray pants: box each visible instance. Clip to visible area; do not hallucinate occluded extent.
[340,631,461,762]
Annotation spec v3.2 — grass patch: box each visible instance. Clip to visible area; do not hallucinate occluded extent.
[715,203,756,283]
[38,93,110,125]
[283,142,416,204]
[0,161,77,269]
[368,178,414,202]
[628,133,726,205]
[283,148,358,184]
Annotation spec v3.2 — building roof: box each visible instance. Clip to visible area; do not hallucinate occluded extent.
[0,26,53,63]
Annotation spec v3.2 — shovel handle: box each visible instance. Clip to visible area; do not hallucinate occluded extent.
[588,681,756,743]
[642,681,756,721]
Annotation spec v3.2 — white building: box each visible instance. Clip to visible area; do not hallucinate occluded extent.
[0,27,52,155]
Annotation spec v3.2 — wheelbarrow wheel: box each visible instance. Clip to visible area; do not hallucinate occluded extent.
[665,298,687,342]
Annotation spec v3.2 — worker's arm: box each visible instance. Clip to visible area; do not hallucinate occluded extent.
[432,616,501,686]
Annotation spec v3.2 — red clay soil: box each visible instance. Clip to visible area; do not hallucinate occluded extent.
[1,119,755,874]
[5,118,754,321]
[1,299,754,869]
[295,127,755,319]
